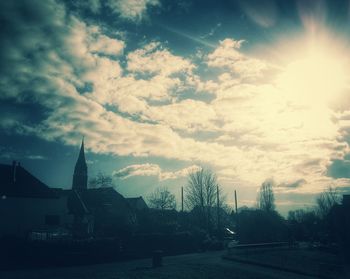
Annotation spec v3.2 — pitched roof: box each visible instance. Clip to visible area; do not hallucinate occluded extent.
[59,187,134,216]
[126,196,149,210]
[0,162,58,198]
[81,187,132,212]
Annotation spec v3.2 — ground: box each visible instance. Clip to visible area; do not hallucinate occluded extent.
[0,251,317,279]
[225,245,347,278]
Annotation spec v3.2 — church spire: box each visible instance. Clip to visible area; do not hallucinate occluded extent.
[72,138,88,192]
[78,137,86,163]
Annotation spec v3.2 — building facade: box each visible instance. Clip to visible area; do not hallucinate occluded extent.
[0,161,71,238]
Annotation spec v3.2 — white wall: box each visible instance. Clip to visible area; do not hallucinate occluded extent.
[0,196,71,238]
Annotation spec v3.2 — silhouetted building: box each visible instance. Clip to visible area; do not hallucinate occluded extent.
[126,196,149,211]
[328,194,350,261]
[72,139,88,192]
[80,188,136,236]
[66,140,137,237]
[343,194,350,207]
[54,188,93,238]
[340,195,350,259]
[0,161,71,238]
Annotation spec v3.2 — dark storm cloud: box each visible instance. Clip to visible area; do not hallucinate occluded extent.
[0,0,125,141]
[0,99,47,124]
[278,178,307,189]
[294,158,324,176]
[0,0,124,99]
[0,0,75,122]
[68,0,162,23]
[337,186,350,195]
[326,159,350,179]
[0,0,67,79]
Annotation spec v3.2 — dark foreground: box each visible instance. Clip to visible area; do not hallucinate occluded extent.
[0,251,317,279]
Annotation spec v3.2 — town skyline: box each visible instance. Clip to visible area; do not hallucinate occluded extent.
[1,0,350,215]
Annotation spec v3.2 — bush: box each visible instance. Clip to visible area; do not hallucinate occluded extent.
[236,209,288,244]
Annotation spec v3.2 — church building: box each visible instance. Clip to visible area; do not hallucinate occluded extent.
[66,139,137,238]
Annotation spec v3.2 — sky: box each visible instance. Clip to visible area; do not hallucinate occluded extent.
[1,0,350,215]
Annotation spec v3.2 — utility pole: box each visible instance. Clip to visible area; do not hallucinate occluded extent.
[181,186,184,212]
[217,184,220,231]
[234,190,238,214]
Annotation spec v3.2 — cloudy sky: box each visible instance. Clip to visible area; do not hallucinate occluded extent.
[1,0,350,214]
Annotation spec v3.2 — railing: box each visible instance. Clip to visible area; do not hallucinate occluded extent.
[228,242,289,250]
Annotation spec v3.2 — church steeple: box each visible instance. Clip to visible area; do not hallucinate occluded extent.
[72,138,88,192]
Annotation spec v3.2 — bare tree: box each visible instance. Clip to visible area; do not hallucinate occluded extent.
[185,168,225,231]
[148,187,176,210]
[89,172,114,188]
[316,187,341,218]
[257,179,275,212]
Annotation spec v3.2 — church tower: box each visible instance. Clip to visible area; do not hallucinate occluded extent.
[72,138,88,192]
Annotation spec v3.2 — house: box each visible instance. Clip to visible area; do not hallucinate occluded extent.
[330,194,350,257]
[0,161,71,238]
[65,139,137,237]
[126,196,149,211]
[54,188,93,238]
[81,188,137,236]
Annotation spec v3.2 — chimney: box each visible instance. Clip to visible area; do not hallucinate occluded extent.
[12,160,17,183]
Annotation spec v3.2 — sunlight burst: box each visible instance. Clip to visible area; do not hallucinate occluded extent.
[276,36,349,107]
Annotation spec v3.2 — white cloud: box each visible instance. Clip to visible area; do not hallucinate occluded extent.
[207,38,267,79]
[113,163,161,179]
[89,33,125,56]
[160,165,202,181]
[143,99,218,132]
[127,42,195,76]
[113,163,201,181]
[87,74,182,117]
[107,0,160,22]
[87,42,199,118]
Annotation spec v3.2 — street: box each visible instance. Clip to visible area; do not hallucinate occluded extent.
[1,251,316,279]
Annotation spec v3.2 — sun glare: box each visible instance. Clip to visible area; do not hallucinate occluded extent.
[276,37,349,107]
